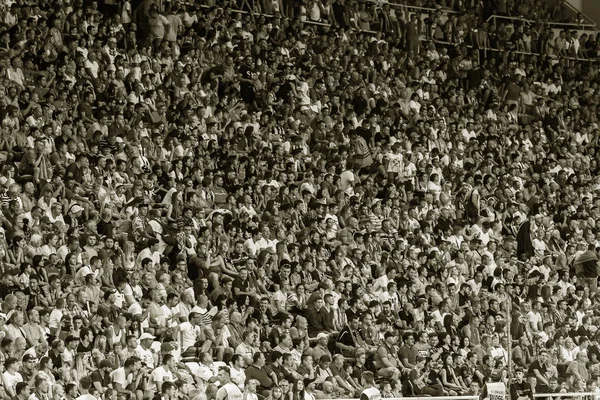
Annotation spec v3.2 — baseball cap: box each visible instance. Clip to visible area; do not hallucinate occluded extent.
[140,333,156,341]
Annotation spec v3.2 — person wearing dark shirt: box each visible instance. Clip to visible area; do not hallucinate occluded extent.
[527,350,549,393]
[245,352,274,397]
[90,359,114,396]
[238,56,256,107]
[18,354,37,383]
[97,209,116,238]
[76,328,95,368]
[409,357,443,396]
[232,268,254,302]
[49,339,64,370]
[305,298,327,337]
[270,263,292,289]
[230,243,249,270]
[65,154,89,183]
[511,368,533,400]
[97,290,119,328]
[399,332,418,370]
[268,351,287,383]
[321,294,336,333]
[252,297,274,325]
[336,315,362,357]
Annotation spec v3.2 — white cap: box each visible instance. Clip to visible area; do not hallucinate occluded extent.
[139,333,156,341]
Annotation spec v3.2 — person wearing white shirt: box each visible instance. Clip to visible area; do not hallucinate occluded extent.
[137,333,158,369]
[136,239,161,269]
[110,357,136,396]
[466,271,483,296]
[229,355,246,390]
[215,366,243,400]
[48,298,65,336]
[160,293,180,328]
[431,300,450,327]
[1,358,23,397]
[243,230,262,257]
[151,354,176,392]
[372,267,396,294]
[190,353,219,393]
[235,331,258,367]
[76,376,98,400]
[179,312,202,352]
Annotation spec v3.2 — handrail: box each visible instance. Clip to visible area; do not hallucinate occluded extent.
[486,13,597,30]
[563,0,597,26]
[534,393,597,398]
[188,0,598,62]
[363,0,460,14]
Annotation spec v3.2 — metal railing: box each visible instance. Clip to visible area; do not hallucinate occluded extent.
[534,393,598,400]
[487,13,598,33]
[563,0,597,26]
[183,0,599,62]
[484,14,598,61]
[321,395,595,400]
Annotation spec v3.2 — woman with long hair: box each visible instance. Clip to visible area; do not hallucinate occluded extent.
[275,241,291,266]
[459,336,471,357]
[7,236,26,266]
[206,241,239,289]
[121,240,136,272]
[64,252,79,277]
[291,379,307,400]
[439,352,465,395]
[443,314,459,336]
[98,256,116,290]
[38,356,57,388]
[166,190,183,222]
[91,334,107,367]
[267,386,284,400]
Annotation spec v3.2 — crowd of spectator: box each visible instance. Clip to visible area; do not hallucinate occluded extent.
[0,0,600,400]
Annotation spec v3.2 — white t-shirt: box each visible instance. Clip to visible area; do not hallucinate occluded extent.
[76,394,97,400]
[216,382,243,400]
[136,346,155,368]
[403,162,416,183]
[386,152,403,173]
[110,367,132,388]
[1,371,23,396]
[340,170,355,193]
[151,366,174,391]
[528,310,542,331]
[179,321,200,351]
[229,367,246,390]
[84,60,99,78]
[48,309,63,331]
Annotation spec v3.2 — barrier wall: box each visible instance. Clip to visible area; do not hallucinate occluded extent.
[320,393,597,400]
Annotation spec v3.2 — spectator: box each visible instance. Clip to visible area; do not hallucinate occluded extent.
[0,0,598,399]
